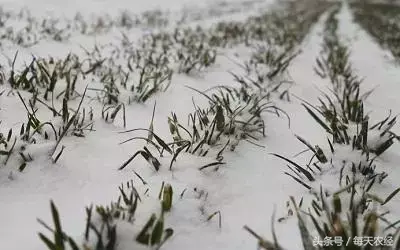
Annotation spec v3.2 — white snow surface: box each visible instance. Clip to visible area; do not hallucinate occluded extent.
[1,1,400,250]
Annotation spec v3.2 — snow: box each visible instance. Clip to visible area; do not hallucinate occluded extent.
[338,1,400,230]
[1,0,400,250]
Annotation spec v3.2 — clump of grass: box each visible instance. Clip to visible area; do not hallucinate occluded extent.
[38,181,175,250]
[249,45,298,82]
[136,183,175,249]
[260,4,400,249]
[308,5,398,158]
[231,45,298,102]
[37,201,81,250]
[132,51,173,103]
[301,98,397,156]
[6,46,172,112]
[115,0,337,175]
[118,127,171,171]
[86,47,173,104]
[245,187,400,250]
[7,53,83,99]
[135,213,174,248]
[0,120,33,172]
[274,134,391,193]
[118,84,289,172]
[0,87,93,172]
[102,103,126,128]
[166,86,281,154]
[136,26,217,75]
[174,29,217,74]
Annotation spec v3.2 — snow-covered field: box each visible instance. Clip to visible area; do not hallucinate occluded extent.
[1,0,400,249]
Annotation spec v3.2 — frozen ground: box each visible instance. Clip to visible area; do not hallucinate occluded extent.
[1,0,400,250]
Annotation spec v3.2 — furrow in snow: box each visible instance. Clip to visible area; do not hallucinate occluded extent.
[337,2,400,225]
